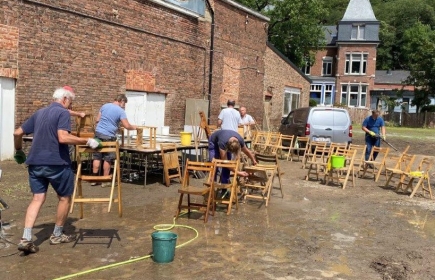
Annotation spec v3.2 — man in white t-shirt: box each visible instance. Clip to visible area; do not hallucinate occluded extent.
[217,100,241,132]
[240,106,255,125]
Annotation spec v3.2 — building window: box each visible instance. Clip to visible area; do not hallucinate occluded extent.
[324,85,333,105]
[322,57,333,76]
[340,84,368,107]
[283,87,300,116]
[351,25,365,40]
[309,85,322,105]
[302,63,311,75]
[345,53,368,75]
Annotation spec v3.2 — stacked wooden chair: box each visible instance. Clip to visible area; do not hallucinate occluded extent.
[160,143,182,187]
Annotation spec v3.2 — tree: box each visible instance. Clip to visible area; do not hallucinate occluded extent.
[401,21,435,112]
[236,0,328,67]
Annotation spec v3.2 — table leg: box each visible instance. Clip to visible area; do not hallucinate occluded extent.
[143,154,148,187]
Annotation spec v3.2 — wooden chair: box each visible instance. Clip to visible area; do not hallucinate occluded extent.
[348,144,367,177]
[70,141,122,218]
[175,160,216,223]
[243,165,276,207]
[210,159,240,215]
[252,131,270,153]
[255,153,284,198]
[361,146,390,182]
[305,143,331,181]
[160,143,182,187]
[384,149,415,190]
[290,136,310,162]
[263,132,281,155]
[324,148,357,189]
[275,135,295,161]
[302,141,327,169]
[402,157,434,199]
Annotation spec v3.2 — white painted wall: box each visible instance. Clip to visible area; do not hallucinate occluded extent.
[0,78,16,160]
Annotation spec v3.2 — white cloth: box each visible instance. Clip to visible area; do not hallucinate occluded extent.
[240,114,255,125]
[218,108,241,131]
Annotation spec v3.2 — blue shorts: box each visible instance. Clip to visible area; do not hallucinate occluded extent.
[28,165,74,197]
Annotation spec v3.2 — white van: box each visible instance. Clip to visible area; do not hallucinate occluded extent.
[279,107,352,144]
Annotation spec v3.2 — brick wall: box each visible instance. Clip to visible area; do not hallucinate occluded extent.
[0,24,19,79]
[210,0,268,126]
[311,47,337,77]
[264,45,311,129]
[1,0,212,132]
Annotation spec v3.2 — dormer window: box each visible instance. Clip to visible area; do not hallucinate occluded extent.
[351,25,365,40]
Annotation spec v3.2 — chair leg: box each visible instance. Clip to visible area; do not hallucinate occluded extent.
[277,168,284,198]
[187,194,191,214]
[409,178,423,198]
[78,181,84,219]
[117,165,122,218]
[385,173,394,188]
[176,193,184,218]
[374,164,383,182]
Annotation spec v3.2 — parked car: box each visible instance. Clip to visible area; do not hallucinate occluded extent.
[279,107,352,145]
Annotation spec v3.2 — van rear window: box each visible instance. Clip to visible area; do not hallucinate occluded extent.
[294,110,309,124]
[311,110,349,126]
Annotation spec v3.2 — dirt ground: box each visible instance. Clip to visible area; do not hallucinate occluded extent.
[1,134,435,280]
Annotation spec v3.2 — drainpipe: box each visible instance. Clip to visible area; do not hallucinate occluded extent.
[205,0,215,124]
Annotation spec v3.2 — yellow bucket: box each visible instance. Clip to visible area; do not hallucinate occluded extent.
[180,132,192,146]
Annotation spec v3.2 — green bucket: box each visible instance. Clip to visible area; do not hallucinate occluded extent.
[151,231,178,263]
[331,155,346,168]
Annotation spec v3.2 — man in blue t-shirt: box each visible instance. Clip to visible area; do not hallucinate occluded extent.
[13,87,101,254]
[362,110,386,160]
[92,94,136,181]
[209,129,257,183]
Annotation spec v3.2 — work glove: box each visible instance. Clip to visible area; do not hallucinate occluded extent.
[368,131,376,137]
[381,134,386,141]
[14,150,26,164]
[87,138,102,149]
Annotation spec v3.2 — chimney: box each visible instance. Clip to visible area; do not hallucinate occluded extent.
[387,69,392,75]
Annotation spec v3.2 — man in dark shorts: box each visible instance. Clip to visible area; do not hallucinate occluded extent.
[209,129,257,183]
[92,94,136,183]
[13,86,101,254]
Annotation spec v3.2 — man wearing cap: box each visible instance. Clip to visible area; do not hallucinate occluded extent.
[217,100,242,132]
[13,86,101,254]
[362,110,386,160]
[92,94,136,183]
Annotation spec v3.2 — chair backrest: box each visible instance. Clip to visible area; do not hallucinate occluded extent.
[181,159,215,187]
[211,158,240,185]
[368,146,390,162]
[295,136,310,147]
[415,157,434,173]
[255,153,279,166]
[76,141,119,162]
[400,153,416,172]
[265,133,281,154]
[349,144,367,163]
[391,145,411,170]
[280,135,295,148]
[160,143,180,169]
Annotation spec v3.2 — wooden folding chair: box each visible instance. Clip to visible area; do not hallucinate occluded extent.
[384,151,415,190]
[70,141,122,218]
[160,143,182,187]
[243,165,276,207]
[275,135,295,160]
[348,144,367,177]
[361,146,390,182]
[302,141,327,169]
[176,160,215,223]
[255,153,284,198]
[305,143,331,181]
[210,159,240,215]
[324,148,357,189]
[402,157,434,199]
[263,132,281,155]
[252,131,270,153]
[290,136,310,162]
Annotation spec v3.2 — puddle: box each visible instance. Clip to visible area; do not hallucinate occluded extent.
[393,208,435,238]
[331,232,356,243]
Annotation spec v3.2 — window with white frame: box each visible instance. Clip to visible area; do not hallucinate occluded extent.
[340,84,368,107]
[351,25,365,40]
[283,87,300,116]
[309,85,322,105]
[345,53,368,75]
[302,63,311,75]
[324,85,333,105]
[322,57,333,76]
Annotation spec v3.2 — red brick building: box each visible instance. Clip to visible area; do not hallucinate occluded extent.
[0,0,309,159]
[305,0,380,108]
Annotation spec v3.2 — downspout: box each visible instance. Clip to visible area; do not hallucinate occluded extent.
[205,0,215,124]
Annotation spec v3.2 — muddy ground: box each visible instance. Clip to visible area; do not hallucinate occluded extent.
[1,134,435,280]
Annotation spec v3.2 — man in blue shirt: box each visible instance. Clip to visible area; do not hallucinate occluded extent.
[209,129,257,183]
[13,87,101,254]
[362,110,386,160]
[92,94,136,181]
